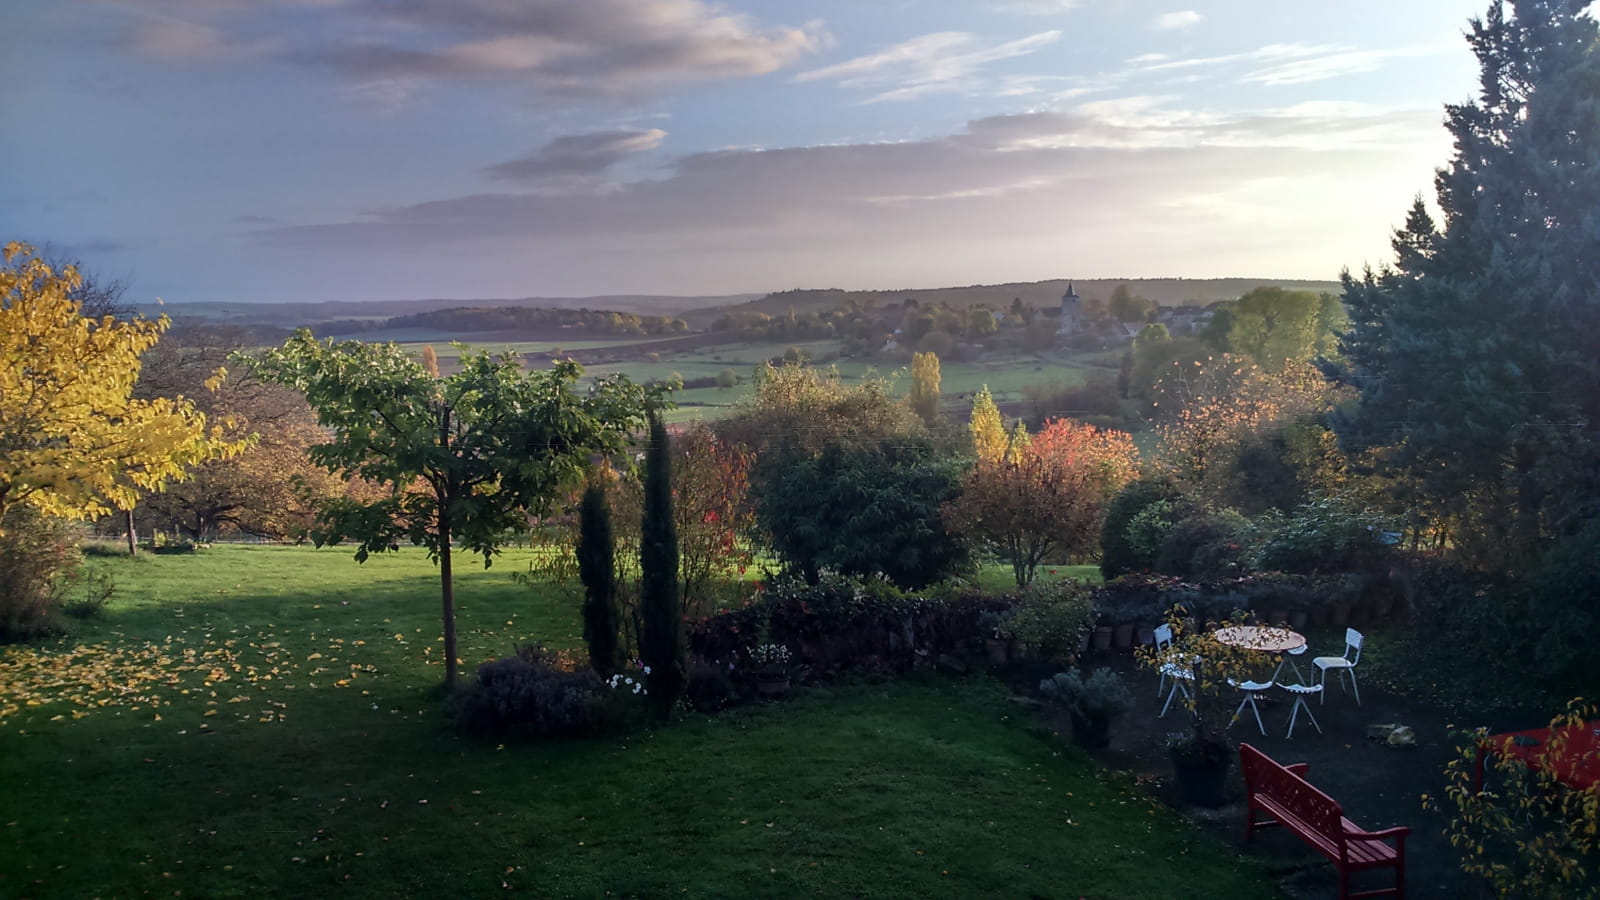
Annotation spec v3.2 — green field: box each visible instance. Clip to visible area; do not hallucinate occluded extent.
[1,546,1276,899]
[576,339,1122,424]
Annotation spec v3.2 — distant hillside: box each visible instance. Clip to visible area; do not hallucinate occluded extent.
[716,278,1342,321]
[146,292,763,331]
[142,278,1342,336]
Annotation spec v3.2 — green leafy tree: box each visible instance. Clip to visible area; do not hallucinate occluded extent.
[717,362,916,458]
[246,331,657,686]
[1329,0,1600,570]
[1108,284,1157,322]
[756,436,968,588]
[1203,286,1340,372]
[577,478,622,678]
[639,410,685,710]
[909,351,942,426]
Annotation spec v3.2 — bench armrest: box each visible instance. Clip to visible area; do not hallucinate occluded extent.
[1350,825,1411,842]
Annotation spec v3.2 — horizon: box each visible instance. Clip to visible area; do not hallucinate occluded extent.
[6,1,1485,305]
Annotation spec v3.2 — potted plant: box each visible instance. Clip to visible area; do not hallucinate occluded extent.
[999,582,1096,664]
[1039,667,1134,750]
[1137,610,1275,807]
[750,643,793,696]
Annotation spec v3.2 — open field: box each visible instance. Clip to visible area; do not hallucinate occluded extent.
[0,546,1276,899]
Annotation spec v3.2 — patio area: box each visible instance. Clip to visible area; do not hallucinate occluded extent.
[1046,625,1548,900]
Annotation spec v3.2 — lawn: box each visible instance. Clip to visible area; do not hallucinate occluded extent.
[0,546,1277,899]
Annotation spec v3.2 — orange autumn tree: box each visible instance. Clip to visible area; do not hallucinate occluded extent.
[1152,355,1334,500]
[945,418,1138,588]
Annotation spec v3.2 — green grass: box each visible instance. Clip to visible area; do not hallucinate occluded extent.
[1,546,1277,899]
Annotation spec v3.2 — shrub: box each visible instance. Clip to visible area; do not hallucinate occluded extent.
[1039,667,1134,723]
[1524,517,1600,694]
[450,645,624,738]
[62,566,115,620]
[996,580,1097,662]
[1100,477,1184,578]
[688,573,1000,681]
[1153,508,1251,578]
[0,507,79,641]
[756,437,970,589]
[1427,700,1600,898]
[1253,497,1394,575]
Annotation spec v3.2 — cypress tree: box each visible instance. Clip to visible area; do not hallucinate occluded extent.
[576,478,621,677]
[639,410,685,710]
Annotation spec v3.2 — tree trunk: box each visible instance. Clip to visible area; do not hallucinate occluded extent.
[125,508,137,557]
[440,520,458,687]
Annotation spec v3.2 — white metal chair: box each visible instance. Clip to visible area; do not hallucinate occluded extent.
[1228,677,1274,735]
[1280,682,1323,738]
[1154,624,1196,717]
[1312,628,1364,705]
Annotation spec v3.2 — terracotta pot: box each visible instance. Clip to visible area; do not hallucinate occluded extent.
[1112,623,1135,650]
[1092,625,1113,651]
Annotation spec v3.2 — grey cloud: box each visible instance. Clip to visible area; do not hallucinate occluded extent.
[481,129,667,183]
[117,0,826,101]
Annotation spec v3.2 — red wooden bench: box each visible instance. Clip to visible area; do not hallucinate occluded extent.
[1239,743,1410,899]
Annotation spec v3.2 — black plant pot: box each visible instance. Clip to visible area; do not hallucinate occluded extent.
[1170,747,1231,807]
[1070,713,1111,750]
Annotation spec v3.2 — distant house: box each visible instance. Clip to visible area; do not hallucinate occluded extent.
[1158,304,1215,336]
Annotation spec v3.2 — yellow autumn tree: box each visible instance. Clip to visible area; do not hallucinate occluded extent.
[969,384,1007,463]
[0,242,241,533]
[908,351,942,426]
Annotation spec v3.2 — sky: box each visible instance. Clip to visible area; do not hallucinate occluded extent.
[2,0,1494,304]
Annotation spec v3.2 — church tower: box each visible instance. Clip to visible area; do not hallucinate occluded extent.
[1057,281,1083,336]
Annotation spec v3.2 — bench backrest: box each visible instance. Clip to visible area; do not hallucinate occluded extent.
[1239,743,1346,848]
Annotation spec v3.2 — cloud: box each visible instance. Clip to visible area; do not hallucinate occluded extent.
[229,214,281,226]
[253,97,1444,272]
[1153,11,1202,31]
[481,129,668,184]
[1241,47,1428,86]
[111,0,826,102]
[796,30,1062,102]
[1122,41,1445,87]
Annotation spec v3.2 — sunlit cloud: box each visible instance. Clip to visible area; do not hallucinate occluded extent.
[1153,11,1202,31]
